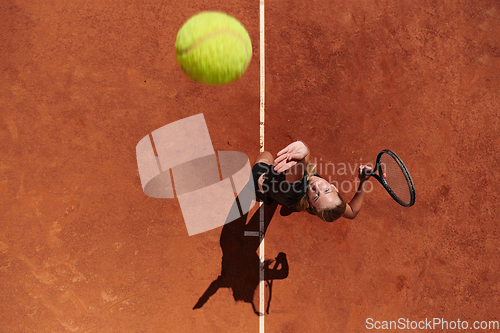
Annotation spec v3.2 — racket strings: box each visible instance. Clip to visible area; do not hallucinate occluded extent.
[380,154,412,205]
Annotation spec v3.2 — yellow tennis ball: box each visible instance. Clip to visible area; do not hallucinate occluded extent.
[175,11,252,85]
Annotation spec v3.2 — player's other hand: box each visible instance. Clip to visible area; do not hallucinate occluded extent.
[273,141,308,173]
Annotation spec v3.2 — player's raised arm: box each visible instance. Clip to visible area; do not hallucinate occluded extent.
[342,165,371,219]
[273,141,310,184]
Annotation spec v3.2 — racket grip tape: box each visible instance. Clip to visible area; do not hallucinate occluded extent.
[361,168,373,177]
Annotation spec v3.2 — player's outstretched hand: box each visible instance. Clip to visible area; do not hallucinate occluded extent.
[274,141,308,173]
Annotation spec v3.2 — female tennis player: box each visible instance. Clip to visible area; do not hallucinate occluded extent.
[252,141,371,222]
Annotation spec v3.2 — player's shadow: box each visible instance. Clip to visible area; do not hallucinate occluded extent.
[193,178,289,316]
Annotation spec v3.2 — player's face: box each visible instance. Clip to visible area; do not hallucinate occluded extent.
[307,176,340,211]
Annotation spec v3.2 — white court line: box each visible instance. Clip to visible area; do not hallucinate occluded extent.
[259,0,266,330]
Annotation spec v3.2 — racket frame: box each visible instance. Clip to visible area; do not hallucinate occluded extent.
[369,149,416,207]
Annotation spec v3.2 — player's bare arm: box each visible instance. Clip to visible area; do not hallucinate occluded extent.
[343,165,371,219]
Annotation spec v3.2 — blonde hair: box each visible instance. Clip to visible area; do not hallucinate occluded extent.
[296,163,346,222]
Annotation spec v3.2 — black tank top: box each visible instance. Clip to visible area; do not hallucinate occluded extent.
[263,168,309,209]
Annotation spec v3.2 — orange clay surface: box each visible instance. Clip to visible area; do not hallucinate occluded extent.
[1,1,500,332]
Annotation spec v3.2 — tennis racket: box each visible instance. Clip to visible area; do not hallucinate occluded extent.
[363,150,415,207]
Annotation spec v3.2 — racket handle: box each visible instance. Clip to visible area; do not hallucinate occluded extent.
[361,168,373,177]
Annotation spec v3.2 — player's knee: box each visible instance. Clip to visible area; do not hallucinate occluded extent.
[254,151,274,165]
[261,151,273,161]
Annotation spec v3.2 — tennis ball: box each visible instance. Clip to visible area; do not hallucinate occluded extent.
[175,11,252,85]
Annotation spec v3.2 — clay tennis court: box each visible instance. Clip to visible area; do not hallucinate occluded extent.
[2,0,500,332]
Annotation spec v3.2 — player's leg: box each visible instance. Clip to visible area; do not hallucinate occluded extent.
[253,151,273,193]
[253,151,273,166]
[251,151,275,204]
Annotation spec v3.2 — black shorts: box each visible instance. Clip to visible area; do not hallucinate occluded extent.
[251,162,275,205]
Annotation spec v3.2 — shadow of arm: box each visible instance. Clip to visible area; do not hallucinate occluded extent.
[193,276,224,309]
[265,252,289,280]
